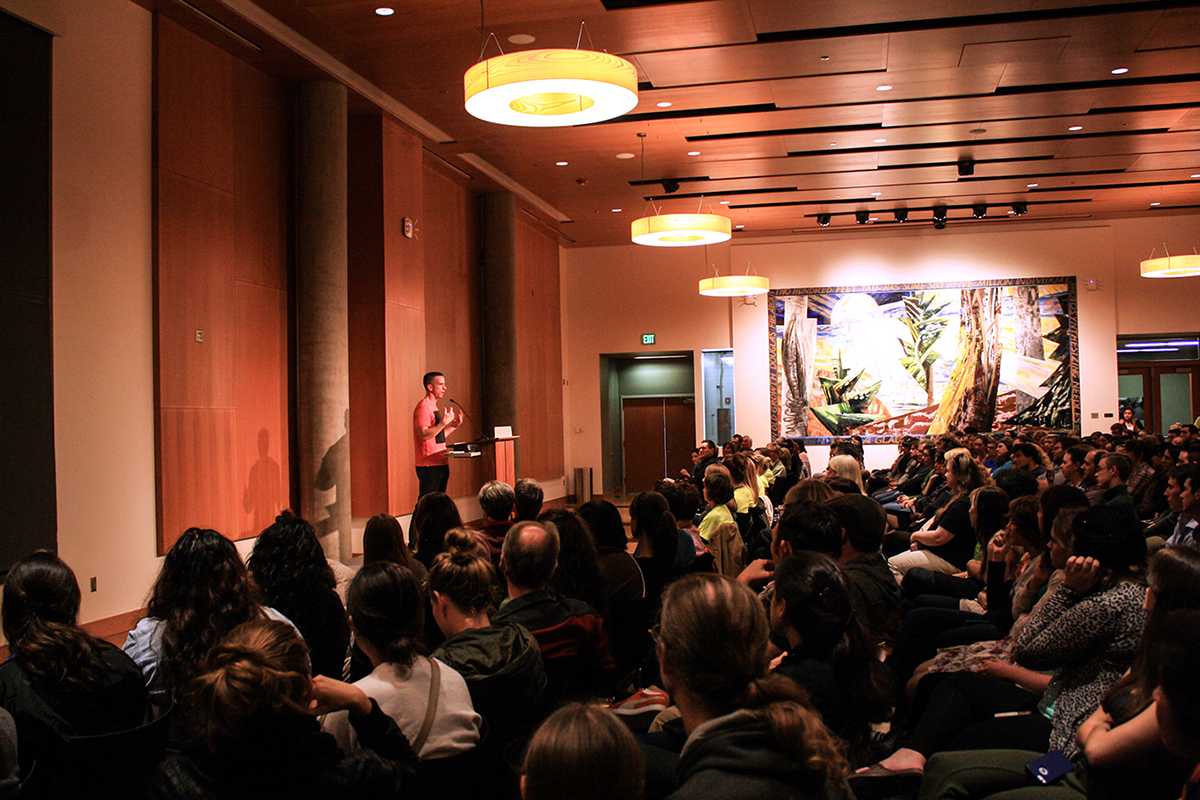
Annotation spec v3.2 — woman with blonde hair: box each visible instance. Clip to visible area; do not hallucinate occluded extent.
[826,454,865,494]
[888,449,991,583]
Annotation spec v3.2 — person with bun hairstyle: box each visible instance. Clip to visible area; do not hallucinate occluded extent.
[150,618,419,798]
[654,573,853,800]
[322,563,481,760]
[430,528,547,758]
[0,552,149,779]
[522,703,644,800]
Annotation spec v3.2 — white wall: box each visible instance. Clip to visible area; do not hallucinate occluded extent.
[560,218,1192,493]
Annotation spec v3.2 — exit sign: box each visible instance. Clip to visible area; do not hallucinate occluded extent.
[642,333,656,345]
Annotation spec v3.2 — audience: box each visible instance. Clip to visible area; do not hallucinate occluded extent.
[151,618,419,798]
[18,422,1200,800]
[514,478,544,522]
[322,562,481,759]
[248,510,351,680]
[522,703,644,800]
[1,552,149,782]
[653,574,852,799]
[492,521,616,703]
[411,491,464,570]
[428,529,546,766]
[125,527,293,703]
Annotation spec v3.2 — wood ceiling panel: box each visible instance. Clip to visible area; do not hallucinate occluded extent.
[1136,7,1200,51]
[959,37,1070,66]
[666,105,885,138]
[743,0,1116,35]
[696,153,881,180]
[998,48,1200,87]
[636,36,888,87]
[1058,131,1200,157]
[1089,81,1200,110]
[874,141,1065,167]
[885,11,1165,69]
[770,65,1006,108]
[1173,109,1200,131]
[882,89,1096,126]
[635,81,776,114]
[1129,151,1200,172]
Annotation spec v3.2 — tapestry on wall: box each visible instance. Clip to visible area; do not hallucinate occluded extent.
[769,277,1080,441]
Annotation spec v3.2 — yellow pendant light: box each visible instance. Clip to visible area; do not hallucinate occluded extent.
[631,213,732,247]
[1140,246,1200,278]
[464,48,638,127]
[698,275,770,297]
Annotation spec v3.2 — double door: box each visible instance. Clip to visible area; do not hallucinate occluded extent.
[1118,364,1199,434]
[621,396,696,495]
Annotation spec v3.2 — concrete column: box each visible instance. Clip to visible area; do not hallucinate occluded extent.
[295,81,352,562]
[479,192,519,438]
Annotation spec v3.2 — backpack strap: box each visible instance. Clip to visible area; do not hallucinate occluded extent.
[410,656,441,755]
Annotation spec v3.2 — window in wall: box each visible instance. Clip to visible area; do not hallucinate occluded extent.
[1117,334,1200,434]
[702,350,735,444]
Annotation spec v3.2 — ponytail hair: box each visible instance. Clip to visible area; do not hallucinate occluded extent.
[428,528,498,615]
[189,618,312,754]
[347,562,425,667]
[2,551,110,693]
[629,491,678,572]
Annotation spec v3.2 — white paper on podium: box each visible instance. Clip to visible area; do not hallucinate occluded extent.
[494,425,513,438]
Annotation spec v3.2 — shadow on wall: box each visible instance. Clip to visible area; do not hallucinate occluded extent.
[314,409,352,549]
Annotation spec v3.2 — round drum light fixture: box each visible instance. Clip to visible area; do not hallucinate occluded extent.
[1140,250,1200,279]
[631,213,732,247]
[464,48,638,127]
[698,275,770,297]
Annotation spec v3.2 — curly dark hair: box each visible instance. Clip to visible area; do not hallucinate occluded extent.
[148,528,262,696]
[411,492,464,569]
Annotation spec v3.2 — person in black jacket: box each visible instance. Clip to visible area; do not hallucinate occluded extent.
[247,511,350,680]
[428,528,547,764]
[653,574,853,800]
[149,618,417,800]
[0,551,149,781]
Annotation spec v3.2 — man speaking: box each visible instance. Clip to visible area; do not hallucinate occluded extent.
[414,371,459,497]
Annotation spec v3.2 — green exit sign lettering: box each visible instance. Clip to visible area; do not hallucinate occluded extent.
[642,333,656,345]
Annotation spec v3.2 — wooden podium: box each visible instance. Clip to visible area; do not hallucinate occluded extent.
[449,436,519,485]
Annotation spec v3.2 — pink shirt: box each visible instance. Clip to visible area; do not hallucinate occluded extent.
[414,396,447,467]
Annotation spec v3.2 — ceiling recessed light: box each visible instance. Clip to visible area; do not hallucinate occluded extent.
[616,152,635,159]
[555,160,569,166]
[871,191,882,196]
[829,142,838,147]
[873,137,887,143]
[1027,183,1039,188]
[687,151,701,156]
[507,33,535,44]
[734,224,744,229]
[819,55,830,62]
[374,6,395,15]
[1191,173,1200,178]
[875,84,893,92]
[868,217,879,222]
[1111,67,1129,75]
[656,101,673,108]
[719,200,730,205]
[1150,202,1161,206]
[1068,125,1083,131]
[611,208,622,213]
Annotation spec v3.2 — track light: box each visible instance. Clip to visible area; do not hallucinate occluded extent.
[933,218,946,230]
[972,203,987,219]
[957,157,975,177]
[661,179,681,194]
[855,210,869,225]
[1010,201,1028,216]
[816,213,831,227]
[894,209,908,223]
[932,205,947,229]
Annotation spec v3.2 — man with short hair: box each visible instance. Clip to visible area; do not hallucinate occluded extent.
[1061,445,1090,489]
[413,371,459,497]
[828,493,902,643]
[476,480,515,565]
[680,439,718,491]
[736,501,841,597]
[513,478,544,522]
[493,521,615,702]
[1095,452,1135,511]
[1164,464,1200,548]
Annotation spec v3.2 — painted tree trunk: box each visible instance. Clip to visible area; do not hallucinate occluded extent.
[1011,285,1044,412]
[929,288,1004,433]
[782,302,809,435]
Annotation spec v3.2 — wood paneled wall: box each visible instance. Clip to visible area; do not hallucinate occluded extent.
[154,16,290,553]
[423,156,484,498]
[514,213,565,481]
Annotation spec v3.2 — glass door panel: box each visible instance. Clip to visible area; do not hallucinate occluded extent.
[1159,369,1195,431]
[1118,373,1147,428]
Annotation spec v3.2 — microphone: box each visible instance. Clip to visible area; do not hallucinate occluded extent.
[447,399,475,434]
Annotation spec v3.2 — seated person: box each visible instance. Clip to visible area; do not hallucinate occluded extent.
[522,704,643,800]
[514,478,544,522]
[492,521,616,703]
[475,480,516,566]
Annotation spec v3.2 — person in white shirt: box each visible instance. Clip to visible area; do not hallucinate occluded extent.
[322,562,481,760]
